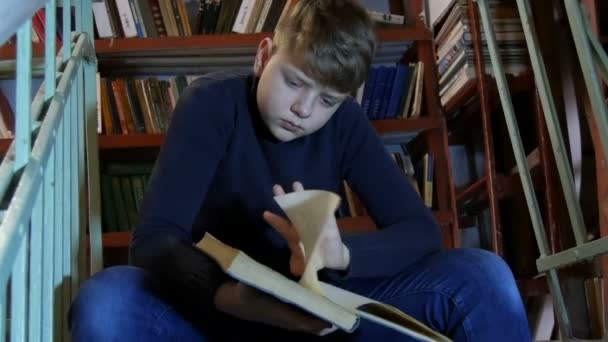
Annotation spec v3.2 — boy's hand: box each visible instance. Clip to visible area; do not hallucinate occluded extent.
[214,281,333,335]
[263,182,351,276]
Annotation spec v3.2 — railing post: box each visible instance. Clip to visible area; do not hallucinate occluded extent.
[15,21,32,170]
[42,147,55,342]
[0,0,96,340]
[63,0,71,63]
[563,1,608,170]
[9,14,35,342]
[45,0,56,102]
[29,188,44,342]
[81,0,102,276]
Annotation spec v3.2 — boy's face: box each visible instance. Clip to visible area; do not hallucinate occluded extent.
[254,38,349,142]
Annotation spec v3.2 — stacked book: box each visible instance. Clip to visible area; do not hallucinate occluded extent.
[100,162,154,232]
[97,74,203,135]
[340,144,433,218]
[434,0,529,107]
[356,61,425,121]
[90,0,407,39]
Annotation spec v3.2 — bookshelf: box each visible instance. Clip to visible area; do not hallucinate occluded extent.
[438,3,608,331]
[1,117,445,153]
[95,117,443,149]
[433,0,564,302]
[98,134,164,150]
[443,72,532,121]
[0,0,460,263]
[581,0,608,335]
[101,209,454,250]
[95,27,433,53]
[434,0,544,258]
[0,27,433,60]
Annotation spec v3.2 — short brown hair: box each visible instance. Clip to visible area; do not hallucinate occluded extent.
[273,0,376,94]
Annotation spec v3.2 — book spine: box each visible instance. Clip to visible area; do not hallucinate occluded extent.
[115,0,139,37]
[92,2,115,38]
[129,0,147,37]
[232,0,253,33]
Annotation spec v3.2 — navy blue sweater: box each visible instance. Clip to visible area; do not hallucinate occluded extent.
[130,71,442,313]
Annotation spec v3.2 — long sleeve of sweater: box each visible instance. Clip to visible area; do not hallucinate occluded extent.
[331,101,444,280]
[129,79,234,314]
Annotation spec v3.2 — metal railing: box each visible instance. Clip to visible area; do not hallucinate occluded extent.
[476,0,608,339]
[0,0,102,340]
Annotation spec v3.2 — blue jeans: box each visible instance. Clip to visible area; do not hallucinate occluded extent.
[68,248,531,341]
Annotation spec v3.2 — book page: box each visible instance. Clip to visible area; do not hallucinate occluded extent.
[273,190,341,294]
[195,233,359,332]
[319,282,452,342]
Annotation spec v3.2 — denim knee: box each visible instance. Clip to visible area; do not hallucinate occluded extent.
[451,248,524,313]
[68,265,163,340]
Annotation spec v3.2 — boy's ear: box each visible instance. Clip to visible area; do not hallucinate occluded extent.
[254,38,274,77]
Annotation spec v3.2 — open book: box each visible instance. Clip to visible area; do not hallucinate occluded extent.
[195,190,451,342]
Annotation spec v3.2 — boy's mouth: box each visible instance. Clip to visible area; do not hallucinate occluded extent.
[280,119,301,132]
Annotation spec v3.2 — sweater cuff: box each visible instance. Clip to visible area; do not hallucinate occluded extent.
[319,235,363,283]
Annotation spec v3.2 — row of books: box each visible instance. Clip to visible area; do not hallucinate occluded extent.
[355,61,425,121]
[340,145,434,218]
[93,0,195,39]
[97,74,199,135]
[0,89,14,139]
[100,162,154,232]
[92,0,294,39]
[98,66,427,136]
[99,150,433,232]
[92,0,407,40]
[434,0,529,107]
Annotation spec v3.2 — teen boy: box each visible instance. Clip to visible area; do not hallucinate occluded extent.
[69,1,531,340]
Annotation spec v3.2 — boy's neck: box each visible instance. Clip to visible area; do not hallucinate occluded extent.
[249,74,282,144]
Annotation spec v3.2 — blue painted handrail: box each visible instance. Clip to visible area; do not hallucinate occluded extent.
[0,0,101,340]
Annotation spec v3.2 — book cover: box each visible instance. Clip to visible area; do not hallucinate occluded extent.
[195,190,451,341]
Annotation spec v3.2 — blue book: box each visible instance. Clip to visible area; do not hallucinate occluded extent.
[369,66,390,120]
[378,66,397,119]
[385,64,410,119]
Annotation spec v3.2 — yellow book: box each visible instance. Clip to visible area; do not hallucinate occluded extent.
[195,190,451,342]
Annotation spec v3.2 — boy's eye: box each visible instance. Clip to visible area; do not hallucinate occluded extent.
[321,97,336,107]
[286,79,301,88]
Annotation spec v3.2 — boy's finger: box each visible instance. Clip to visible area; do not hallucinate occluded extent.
[273,184,285,196]
[292,181,304,192]
[263,211,299,242]
[290,255,305,276]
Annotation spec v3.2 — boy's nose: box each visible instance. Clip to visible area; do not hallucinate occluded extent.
[291,95,314,119]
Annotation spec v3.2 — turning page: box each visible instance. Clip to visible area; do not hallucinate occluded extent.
[273,190,341,294]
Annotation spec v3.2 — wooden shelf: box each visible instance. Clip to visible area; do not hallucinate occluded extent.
[0,43,46,59]
[4,134,165,152]
[443,79,478,115]
[456,148,542,214]
[102,231,132,248]
[443,72,533,116]
[376,27,432,42]
[96,118,441,150]
[98,134,164,149]
[371,117,441,135]
[95,27,431,55]
[102,210,452,248]
[95,33,270,55]
[0,27,431,60]
[456,176,492,204]
[0,138,10,154]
